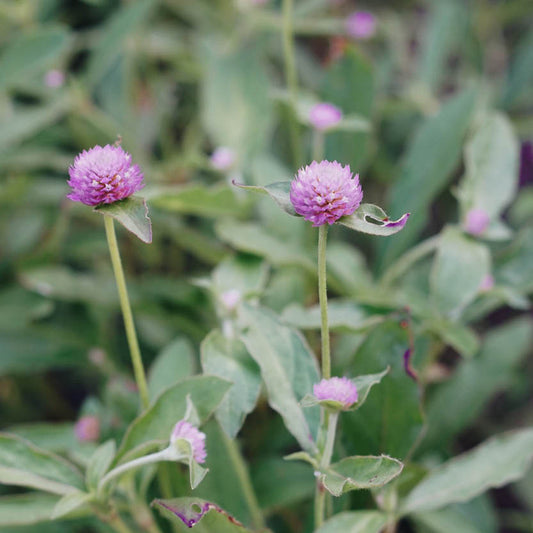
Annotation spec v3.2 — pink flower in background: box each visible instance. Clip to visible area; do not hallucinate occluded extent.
[313,377,358,409]
[75,416,100,442]
[290,160,363,226]
[479,274,494,292]
[67,145,144,206]
[346,11,376,40]
[309,102,343,131]
[171,420,207,463]
[44,69,65,88]
[210,147,236,171]
[220,289,241,312]
[464,208,490,236]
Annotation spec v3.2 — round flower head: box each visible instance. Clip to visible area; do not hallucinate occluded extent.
[309,103,343,131]
[171,420,207,464]
[210,147,236,171]
[290,160,363,226]
[346,11,377,40]
[464,208,490,236]
[67,144,144,206]
[314,377,358,409]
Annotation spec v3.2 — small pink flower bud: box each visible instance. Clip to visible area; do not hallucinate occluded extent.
[346,11,377,40]
[75,416,100,442]
[67,145,144,206]
[479,274,494,292]
[171,420,207,464]
[44,69,65,88]
[290,160,363,226]
[210,147,236,171]
[464,208,490,236]
[220,289,241,312]
[309,103,343,131]
[313,377,358,409]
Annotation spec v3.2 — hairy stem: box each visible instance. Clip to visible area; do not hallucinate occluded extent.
[104,215,150,409]
[318,225,331,379]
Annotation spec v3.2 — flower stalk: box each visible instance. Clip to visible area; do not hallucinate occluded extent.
[318,224,331,379]
[104,215,150,409]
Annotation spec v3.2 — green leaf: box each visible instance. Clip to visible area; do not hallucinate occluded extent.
[430,226,490,316]
[427,319,480,358]
[0,434,83,495]
[377,88,477,268]
[238,304,320,454]
[340,204,410,236]
[233,181,296,217]
[148,338,195,401]
[495,227,533,293]
[412,508,488,533]
[401,428,533,514]
[0,27,70,90]
[343,322,424,459]
[6,423,77,453]
[152,498,254,532]
[211,254,269,296]
[0,493,59,526]
[501,28,533,108]
[201,331,261,438]
[458,112,519,219]
[116,376,232,463]
[95,196,152,243]
[320,455,403,497]
[171,437,208,490]
[51,491,91,520]
[86,0,154,87]
[315,511,388,533]
[86,440,116,491]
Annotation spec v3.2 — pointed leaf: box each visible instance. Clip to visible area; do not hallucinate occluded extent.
[316,511,388,533]
[233,181,296,217]
[95,196,152,243]
[51,491,91,520]
[339,204,410,236]
[86,440,116,491]
[321,455,403,496]
[401,428,533,514]
[0,493,59,526]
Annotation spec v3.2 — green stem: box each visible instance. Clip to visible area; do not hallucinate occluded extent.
[312,129,325,162]
[221,429,265,530]
[314,481,326,529]
[282,0,302,167]
[104,215,150,410]
[318,225,331,379]
[319,412,338,469]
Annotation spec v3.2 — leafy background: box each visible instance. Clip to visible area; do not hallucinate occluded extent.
[1,0,533,532]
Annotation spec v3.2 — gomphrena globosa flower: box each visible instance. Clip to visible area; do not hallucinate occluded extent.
[67,144,144,206]
[346,11,377,40]
[309,102,343,131]
[290,160,363,226]
[313,377,358,409]
[464,208,490,236]
[171,420,207,464]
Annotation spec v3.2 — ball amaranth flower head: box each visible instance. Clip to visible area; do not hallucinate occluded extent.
[309,102,343,131]
[171,420,207,464]
[314,376,358,410]
[67,144,144,206]
[290,160,363,226]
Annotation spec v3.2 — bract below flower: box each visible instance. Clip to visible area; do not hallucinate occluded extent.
[67,144,144,206]
[313,377,358,409]
[171,420,207,463]
[290,160,363,226]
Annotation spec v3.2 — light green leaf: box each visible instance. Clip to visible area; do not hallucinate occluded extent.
[495,227,533,293]
[148,338,195,401]
[152,498,254,532]
[0,27,70,90]
[116,376,232,463]
[6,423,76,453]
[201,331,261,438]
[233,181,295,217]
[430,226,490,316]
[427,319,480,358]
[95,196,152,243]
[0,434,83,495]
[316,511,388,533]
[0,493,59,526]
[401,428,533,514]
[86,440,116,491]
[51,491,91,520]
[412,508,487,533]
[211,254,269,296]
[377,88,476,268]
[340,204,410,236]
[238,305,320,454]
[321,455,403,497]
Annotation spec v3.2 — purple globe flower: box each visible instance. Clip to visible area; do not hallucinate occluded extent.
[67,144,144,206]
[290,160,363,226]
[314,377,358,409]
[464,208,490,236]
[346,11,377,40]
[309,103,343,131]
[171,420,207,464]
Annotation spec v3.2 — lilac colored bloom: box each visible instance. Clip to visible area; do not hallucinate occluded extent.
[313,377,358,408]
[309,103,343,131]
[210,147,236,171]
[75,416,100,442]
[464,208,490,236]
[290,160,363,226]
[171,420,207,464]
[346,11,377,40]
[67,145,144,206]
[44,69,65,88]
[479,274,494,292]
